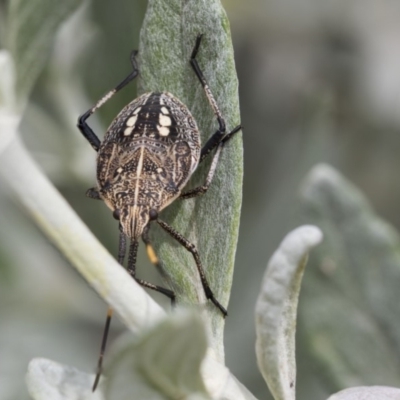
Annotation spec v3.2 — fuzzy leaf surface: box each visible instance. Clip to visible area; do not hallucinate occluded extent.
[104,311,211,400]
[255,225,323,400]
[327,386,400,400]
[138,0,242,360]
[26,358,104,400]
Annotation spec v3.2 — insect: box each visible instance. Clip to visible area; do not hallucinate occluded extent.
[77,34,241,391]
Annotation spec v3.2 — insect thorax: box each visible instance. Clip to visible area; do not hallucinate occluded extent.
[96,92,201,238]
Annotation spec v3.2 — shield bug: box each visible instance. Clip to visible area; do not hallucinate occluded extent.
[77,34,241,390]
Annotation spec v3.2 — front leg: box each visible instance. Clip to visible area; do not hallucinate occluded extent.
[77,50,139,152]
[180,125,241,200]
[199,124,242,163]
[180,144,222,199]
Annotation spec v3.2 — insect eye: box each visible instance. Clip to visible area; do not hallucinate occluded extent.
[149,209,158,220]
[112,209,121,220]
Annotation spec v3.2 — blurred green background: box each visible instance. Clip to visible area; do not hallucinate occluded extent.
[2,1,400,399]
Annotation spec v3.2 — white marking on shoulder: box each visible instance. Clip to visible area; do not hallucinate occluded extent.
[159,114,171,127]
[133,107,141,115]
[126,115,137,126]
[161,106,169,115]
[117,167,123,173]
[124,127,134,136]
[158,126,170,136]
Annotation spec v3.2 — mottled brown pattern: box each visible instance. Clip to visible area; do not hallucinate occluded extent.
[96,92,201,239]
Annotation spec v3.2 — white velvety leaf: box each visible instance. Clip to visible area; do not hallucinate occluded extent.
[201,354,259,400]
[104,311,257,400]
[26,358,104,400]
[104,311,211,400]
[327,386,400,400]
[255,225,323,400]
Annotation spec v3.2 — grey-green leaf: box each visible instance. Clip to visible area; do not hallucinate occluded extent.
[255,225,323,400]
[138,0,242,360]
[26,358,104,400]
[6,0,82,107]
[299,164,400,389]
[104,311,211,400]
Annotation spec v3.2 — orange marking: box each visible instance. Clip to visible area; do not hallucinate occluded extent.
[146,245,159,264]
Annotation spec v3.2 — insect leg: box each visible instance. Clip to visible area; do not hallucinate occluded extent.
[77,50,139,152]
[190,34,241,163]
[127,235,176,301]
[180,125,242,199]
[200,124,242,163]
[180,143,222,199]
[190,34,226,142]
[142,226,172,282]
[92,225,127,391]
[179,126,241,199]
[156,218,227,317]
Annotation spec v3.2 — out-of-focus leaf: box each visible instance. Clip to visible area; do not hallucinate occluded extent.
[201,353,259,400]
[138,0,242,362]
[26,358,104,400]
[255,225,323,400]
[327,386,400,400]
[0,50,19,153]
[6,0,82,107]
[105,310,257,400]
[0,50,16,113]
[299,164,400,390]
[104,311,211,400]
